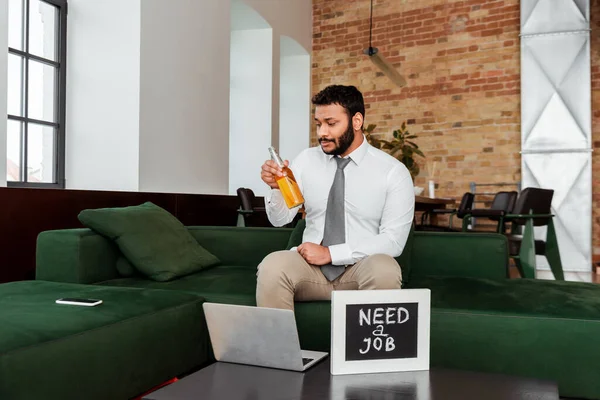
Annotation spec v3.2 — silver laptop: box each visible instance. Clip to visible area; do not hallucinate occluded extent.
[202,303,328,372]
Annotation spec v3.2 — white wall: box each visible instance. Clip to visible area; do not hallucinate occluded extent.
[1,0,311,193]
[241,0,312,156]
[138,0,230,195]
[227,0,311,196]
[0,0,7,186]
[229,28,272,196]
[280,36,310,162]
[66,0,140,191]
[243,0,312,53]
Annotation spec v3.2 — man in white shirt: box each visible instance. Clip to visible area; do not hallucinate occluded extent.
[257,85,415,310]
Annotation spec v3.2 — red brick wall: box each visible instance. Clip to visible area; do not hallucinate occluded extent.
[313,0,600,261]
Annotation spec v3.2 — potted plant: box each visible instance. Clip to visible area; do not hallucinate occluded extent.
[364,121,425,181]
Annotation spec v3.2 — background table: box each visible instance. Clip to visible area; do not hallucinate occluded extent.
[415,195,455,225]
[415,195,455,211]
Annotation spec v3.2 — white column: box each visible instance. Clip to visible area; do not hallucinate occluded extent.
[228,28,273,196]
[66,0,141,191]
[280,36,310,162]
[138,0,230,195]
[520,0,591,271]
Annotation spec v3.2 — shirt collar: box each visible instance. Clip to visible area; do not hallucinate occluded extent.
[327,134,369,166]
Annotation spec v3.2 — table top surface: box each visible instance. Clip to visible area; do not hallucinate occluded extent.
[144,359,558,400]
[415,195,455,205]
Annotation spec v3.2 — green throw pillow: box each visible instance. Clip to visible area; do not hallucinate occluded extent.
[286,218,306,249]
[78,202,220,281]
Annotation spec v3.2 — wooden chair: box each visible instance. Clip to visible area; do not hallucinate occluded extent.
[236,188,266,227]
[461,188,564,280]
[461,191,518,233]
[418,192,474,232]
[503,188,564,280]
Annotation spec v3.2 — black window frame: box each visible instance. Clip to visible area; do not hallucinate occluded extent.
[7,0,67,188]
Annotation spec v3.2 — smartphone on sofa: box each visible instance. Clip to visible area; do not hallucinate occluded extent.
[55,298,103,307]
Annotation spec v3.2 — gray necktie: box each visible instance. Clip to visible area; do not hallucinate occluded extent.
[321,157,351,281]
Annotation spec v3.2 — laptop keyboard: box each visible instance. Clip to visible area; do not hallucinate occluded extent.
[302,357,314,366]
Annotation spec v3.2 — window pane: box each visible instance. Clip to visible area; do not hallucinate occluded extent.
[7,120,22,182]
[27,123,55,183]
[7,54,24,116]
[28,60,56,122]
[8,0,24,50]
[29,0,57,61]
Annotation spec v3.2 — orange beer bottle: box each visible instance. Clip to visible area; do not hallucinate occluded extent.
[268,146,305,208]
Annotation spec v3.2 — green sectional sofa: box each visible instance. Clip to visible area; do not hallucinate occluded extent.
[25,225,600,399]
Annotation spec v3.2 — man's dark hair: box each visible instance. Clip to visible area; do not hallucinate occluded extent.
[312,85,365,123]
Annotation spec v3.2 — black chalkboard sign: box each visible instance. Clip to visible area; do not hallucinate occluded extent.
[345,302,418,361]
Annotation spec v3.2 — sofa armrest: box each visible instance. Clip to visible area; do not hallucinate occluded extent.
[36,229,121,284]
[410,232,509,280]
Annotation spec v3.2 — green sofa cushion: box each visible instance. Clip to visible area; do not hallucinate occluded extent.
[0,280,208,400]
[96,265,258,306]
[95,266,334,352]
[78,202,220,281]
[409,275,600,321]
[286,218,305,249]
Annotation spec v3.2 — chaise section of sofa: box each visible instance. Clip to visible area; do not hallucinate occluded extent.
[411,275,600,399]
[0,280,208,400]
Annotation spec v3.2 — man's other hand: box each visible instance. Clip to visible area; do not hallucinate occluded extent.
[297,243,332,266]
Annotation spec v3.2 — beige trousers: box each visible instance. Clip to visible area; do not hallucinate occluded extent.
[256,250,402,310]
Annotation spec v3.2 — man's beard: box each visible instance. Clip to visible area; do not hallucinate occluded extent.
[318,120,355,156]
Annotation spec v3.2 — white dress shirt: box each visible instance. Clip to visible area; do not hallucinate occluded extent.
[265,135,415,266]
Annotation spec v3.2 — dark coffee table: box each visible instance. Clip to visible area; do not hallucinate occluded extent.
[143,358,559,400]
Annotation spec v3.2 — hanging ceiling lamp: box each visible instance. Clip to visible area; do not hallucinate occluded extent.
[363,0,407,87]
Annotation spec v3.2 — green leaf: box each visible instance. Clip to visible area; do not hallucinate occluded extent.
[391,144,403,153]
[391,147,403,159]
[365,124,377,133]
[372,123,427,179]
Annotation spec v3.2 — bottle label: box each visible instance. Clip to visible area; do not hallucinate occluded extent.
[277,176,304,208]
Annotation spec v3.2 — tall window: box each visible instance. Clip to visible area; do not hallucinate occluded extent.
[7,0,67,187]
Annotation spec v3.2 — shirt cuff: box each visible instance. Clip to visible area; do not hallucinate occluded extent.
[328,243,353,265]
[265,189,284,206]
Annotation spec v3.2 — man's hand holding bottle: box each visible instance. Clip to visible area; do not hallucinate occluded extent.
[260,159,289,189]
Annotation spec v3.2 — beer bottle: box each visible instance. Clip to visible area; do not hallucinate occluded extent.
[268,146,305,208]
